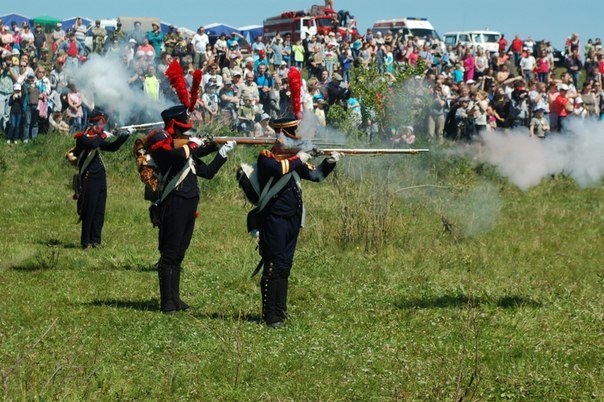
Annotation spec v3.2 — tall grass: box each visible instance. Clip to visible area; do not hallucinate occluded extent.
[0,132,602,400]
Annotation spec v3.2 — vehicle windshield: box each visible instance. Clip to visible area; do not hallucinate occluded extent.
[410,28,439,40]
[445,36,458,46]
[373,28,407,37]
[471,33,483,43]
[316,18,332,27]
[483,33,501,43]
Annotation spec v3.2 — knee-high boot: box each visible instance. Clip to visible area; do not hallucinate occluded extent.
[261,263,283,327]
[275,275,289,322]
[171,266,189,311]
[158,263,177,313]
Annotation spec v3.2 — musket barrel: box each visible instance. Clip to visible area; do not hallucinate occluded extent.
[319,148,430,155]
[118,122,164,131]
[211,136,276,145]
[208,136,345,147]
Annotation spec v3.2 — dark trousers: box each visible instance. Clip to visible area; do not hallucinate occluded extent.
[157,194,198,312]
[78,175,107,247]
[24,104,39,140]
[259,211,302,324]
[158,194,198,267]
[7,113,21,141]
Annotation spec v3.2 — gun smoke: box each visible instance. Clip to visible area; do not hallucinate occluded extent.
[477,119,604,190]
[67,55,173,126]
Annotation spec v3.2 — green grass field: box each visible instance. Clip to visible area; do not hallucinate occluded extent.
[0,133,602,400]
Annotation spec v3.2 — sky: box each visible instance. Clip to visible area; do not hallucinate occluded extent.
[8,0,604,49]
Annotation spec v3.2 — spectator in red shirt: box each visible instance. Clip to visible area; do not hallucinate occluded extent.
[498,34,508,54]
[551,84,572,131]
[511,34,523,67]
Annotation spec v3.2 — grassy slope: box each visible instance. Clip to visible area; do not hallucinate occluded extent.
[0,134,602,400]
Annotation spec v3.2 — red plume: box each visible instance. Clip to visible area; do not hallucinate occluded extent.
[189,70,202,113]
[165,60,190,108]
[288,67,302,119]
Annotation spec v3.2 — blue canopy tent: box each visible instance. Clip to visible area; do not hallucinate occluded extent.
[239,25,263,43]
[160,21,171,35]
[62,16,93,31]
[0,13,31,29]
[204,22,240,37]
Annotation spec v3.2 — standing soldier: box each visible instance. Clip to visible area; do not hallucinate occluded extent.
[145,105,236,313]
[91,20,106,55]
[66,109,130,250]
[254,118,341,327]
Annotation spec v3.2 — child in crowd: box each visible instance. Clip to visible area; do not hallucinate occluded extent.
[486,106,498,132]
[202,82,219,123]
[314,99,327,127]
[254,113,275,137]
[401,126,416,145]
[453,63,464,84]
[7,83,23,144]
[49,111,70,134]
[572,97,587,119]
[529,107,550,138]
[238,95,256,135]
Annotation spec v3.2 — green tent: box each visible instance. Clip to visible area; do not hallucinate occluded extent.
[31,15,62,33]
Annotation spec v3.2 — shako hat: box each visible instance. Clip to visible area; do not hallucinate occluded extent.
[161,104,189,126]
[270,117,301,140]
[88,108,107,126]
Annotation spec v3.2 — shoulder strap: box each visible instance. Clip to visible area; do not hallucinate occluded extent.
[257,172,294,213]
[79,148,98,175]
[157,157,194,204]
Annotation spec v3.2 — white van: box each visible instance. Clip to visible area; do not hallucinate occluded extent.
[372,18,440,46]
[442,30,502,53]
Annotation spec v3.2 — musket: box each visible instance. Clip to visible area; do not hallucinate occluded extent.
[313,148,430,156]
[207,136,346,148]
[197,135,429,155]
[118,121,164,132]
[210,136,280,145]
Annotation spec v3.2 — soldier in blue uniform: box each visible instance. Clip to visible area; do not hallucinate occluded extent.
[68,109,129,250]
[146,105,235,314]
[256,118,341,328]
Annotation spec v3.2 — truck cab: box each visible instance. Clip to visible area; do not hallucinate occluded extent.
[263,5,356,42]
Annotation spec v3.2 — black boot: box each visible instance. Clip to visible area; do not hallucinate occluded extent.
[171,266,189,311]
[158,263,177,314]
[260,274,269,323]
[275,275,289,322]
[261,263,283,327]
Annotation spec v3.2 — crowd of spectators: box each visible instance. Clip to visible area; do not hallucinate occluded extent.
[1,12,603,145]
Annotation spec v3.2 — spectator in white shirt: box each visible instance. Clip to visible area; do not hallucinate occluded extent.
[191,26,209,69]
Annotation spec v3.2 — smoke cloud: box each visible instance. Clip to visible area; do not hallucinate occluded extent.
[67,55,173,125]
[478,119,604,190]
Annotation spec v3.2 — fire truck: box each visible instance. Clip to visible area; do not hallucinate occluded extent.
[263,5,357,41]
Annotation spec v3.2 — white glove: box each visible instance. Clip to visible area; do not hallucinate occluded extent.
[126,127,136,135]
[296,151,312,164]
[327,151,342,164]
[189,137,203,147]
[219,140,236,158]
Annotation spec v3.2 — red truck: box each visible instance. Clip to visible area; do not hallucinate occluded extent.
[263,5,357,41]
